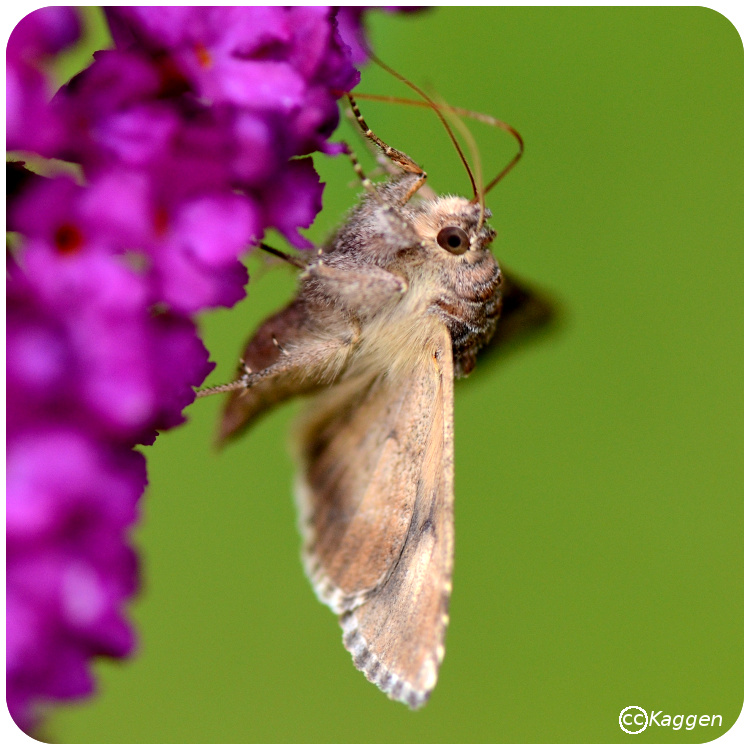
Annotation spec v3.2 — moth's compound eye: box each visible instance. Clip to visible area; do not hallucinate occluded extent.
[436,226,470,255]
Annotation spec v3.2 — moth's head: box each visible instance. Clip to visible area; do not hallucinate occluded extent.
[409,196,497,263]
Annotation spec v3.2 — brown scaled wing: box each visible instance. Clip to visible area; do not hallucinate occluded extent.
[294,327,455,709]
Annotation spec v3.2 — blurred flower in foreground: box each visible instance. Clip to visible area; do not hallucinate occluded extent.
[6,5,393,733]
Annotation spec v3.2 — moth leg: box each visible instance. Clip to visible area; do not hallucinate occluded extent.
[347,94,427,204]
[344,107,400,178]
[344,107,438,202]
[303,261,407,312]
[271,334,288,355]
[347,94,424,175]
[341,143,424,237]
[199,334,345,400]
[342,143,391,208]
[216,329,357,445]
[244,328,354,385]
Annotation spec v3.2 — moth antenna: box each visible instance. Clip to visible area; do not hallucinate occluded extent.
[344,92,524,196]
[257,242,306,269]
[442,103,486,230]
[368,54,479,204]
[481,123,524,196]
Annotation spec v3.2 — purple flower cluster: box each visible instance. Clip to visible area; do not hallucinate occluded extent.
[6,5,378,733]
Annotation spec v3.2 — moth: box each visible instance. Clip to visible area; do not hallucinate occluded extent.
[199,80,547,708]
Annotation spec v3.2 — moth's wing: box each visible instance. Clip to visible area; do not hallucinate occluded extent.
[478,269,558,363]
[218,300,352,445]
[219,300,307,444]
[295,327,454,709]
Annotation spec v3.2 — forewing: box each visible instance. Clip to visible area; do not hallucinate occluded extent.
[295,328,455,708]
[477,268,557,365]
[219,300,309,444]
[219,300,353,445]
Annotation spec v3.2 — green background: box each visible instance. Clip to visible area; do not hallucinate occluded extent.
[45,6,741,743]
